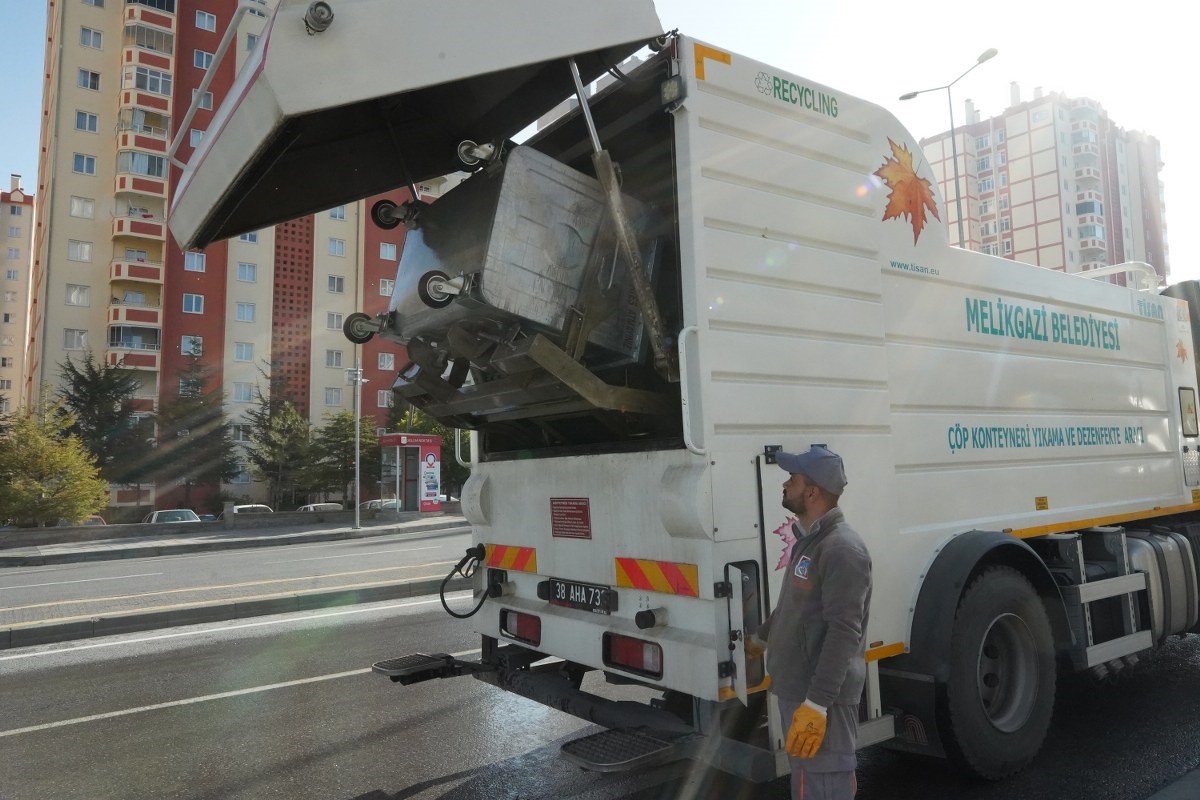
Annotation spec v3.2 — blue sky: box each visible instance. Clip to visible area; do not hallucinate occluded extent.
[4,1,1196,279]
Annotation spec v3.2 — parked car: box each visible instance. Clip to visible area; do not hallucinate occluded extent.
[198,513,217,522]
[297,502,343,512]
[141,509,201,524]
[359,499,402,511]
[216,504,274,520]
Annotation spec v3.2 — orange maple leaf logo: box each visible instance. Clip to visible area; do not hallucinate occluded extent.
[874,138,941,244]
[1178,339,1189,363]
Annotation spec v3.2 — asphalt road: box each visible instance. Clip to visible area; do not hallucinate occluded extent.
[5,593,1200,800]
[0,528,472,628]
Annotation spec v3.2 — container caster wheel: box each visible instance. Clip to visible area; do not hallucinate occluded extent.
[343,312,376,344]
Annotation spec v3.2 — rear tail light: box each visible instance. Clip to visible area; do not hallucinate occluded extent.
[603,632,663,679]
[500,609,541,646]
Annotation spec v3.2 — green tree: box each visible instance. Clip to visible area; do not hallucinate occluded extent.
[243,390,313,510]
[56,352,157,487]
[310,411,381,504]
[153,355,238,508]
[0,402,109,527]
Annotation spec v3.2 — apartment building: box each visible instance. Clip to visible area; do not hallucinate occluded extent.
[917,84,1168,284]
[29,0,417,510]
[1,175,34,413]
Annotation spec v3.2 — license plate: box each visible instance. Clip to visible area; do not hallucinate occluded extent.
[548,578,616,614]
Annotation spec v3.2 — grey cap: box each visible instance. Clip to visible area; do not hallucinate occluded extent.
[776,445,847,496]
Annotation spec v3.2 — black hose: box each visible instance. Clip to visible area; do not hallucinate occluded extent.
[441,545,489,619]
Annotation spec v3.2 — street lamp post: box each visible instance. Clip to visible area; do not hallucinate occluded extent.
[346,359,368,530]
[900,48,998,248]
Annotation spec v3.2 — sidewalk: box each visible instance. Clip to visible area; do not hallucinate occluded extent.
[0,514,472,650]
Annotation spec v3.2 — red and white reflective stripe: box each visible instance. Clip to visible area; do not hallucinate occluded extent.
[614,557,699,596]
[485,544,537,573]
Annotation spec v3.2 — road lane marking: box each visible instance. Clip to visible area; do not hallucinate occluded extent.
[264,545,441,564]
[3,574,466,627]
[0,572,164,590]
[0,562,459,612]
[0,594,474,661]
[0,646,484,738]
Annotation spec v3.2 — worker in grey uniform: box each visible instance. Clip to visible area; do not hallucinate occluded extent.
[749,445,873,800]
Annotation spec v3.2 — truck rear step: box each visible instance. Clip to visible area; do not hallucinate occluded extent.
[560,729,700,772]
[373,653,462,684]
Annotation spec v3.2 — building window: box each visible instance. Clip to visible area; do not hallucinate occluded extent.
[6,227,17,237]
[6,248,17,260]
[379,278,394,296]
[232,424,250,442]
[324,387,342,406]
[975,135,990,150]
[179,376,201,397]
[196,10,217,31]
[246,33,259,51]
[233,382,253,402]
[976,156,990,172]
[189,129,204,147]
[3,291,15,302]
[237,262,257,282]
[231,463,251,484]
[80,26,103,48]
[181,335,203,356]
[64,329,88,350]
[999,196,1010,211]
[999,172,1008,187]
[239,231,258,243]
[125,248,148,261]
[327,275,344,293]
[65,284,90,306]
[1003,240,1013,255]
[979,199,993,216]
[0,380,11,390]
[69,196,95,218]
[996,130,1005,143]
[193,49,214,69]
[0,358,12,368]
[377,390,394,408]
[125,23,174,54]
[184,252,206,272]
[328,238,345,257]
[999,216,1011,233]
[378,352,395,370]
[329,206,345,220]
[75,110,99,133]
[379,242,397,260]
[78,69,101,90]
[978,177,994,193]
[83,0,104,6]
[183,293,204,314]
[192,89,214,110]
[1032,110,1048,123]
[7,207,20,217]
[133,66,172,97]
[67,240,93,262]
[118,151,166,178]
[73,153,97,175]
[236,302,256,322]
[4,270,17,281]
[1,313,12,323]
[981,243,999,256]
[998,151,1007,166]
[234,342,253,361]
[326,349,343,368]
[327,312,343,330]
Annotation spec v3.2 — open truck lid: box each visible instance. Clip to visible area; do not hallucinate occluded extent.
[170,0,664,250]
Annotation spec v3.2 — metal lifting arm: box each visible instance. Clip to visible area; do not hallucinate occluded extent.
[567,58,678,382]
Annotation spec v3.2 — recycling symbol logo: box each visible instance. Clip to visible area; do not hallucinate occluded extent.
[754,72,772,95]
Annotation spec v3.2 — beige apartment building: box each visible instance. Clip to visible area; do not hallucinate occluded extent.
[27,0,423,511]
[1,175,34,414]
[917,84,1168,284]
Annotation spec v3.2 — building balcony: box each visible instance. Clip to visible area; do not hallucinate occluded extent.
[117,129,167,154]
[131,395,157,413]
[112,214,166,241]
[110,258,164,284]
[105,344,161,372]
[122,44,172,73]
[123,1,176,29]
[1072,142,1100,159]
[1075,166,1101,185]
[1080,237,1106,254]
[115,172,167,199]
[109,301,162,327]
[119,88,171,115]
[1080,260,1107,272]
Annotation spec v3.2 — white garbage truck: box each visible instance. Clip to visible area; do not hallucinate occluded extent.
[170,0,1200,782]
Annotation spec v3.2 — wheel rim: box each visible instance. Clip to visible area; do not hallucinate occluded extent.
[975,612,1038,732]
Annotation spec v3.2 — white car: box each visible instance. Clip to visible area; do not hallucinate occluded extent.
[141,509,201,524]
[297,502,343,512]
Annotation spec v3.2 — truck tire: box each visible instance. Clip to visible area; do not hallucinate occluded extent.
[942,565,1055,780]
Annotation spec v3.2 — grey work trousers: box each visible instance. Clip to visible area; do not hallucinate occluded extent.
[777,696,858,800]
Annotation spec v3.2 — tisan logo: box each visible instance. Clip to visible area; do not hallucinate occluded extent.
[755,72,838,118]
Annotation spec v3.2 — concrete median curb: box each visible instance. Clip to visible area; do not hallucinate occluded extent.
[0,576,470,651]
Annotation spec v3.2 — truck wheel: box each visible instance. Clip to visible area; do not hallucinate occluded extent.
[343,312,375,344]
[942,566,1056,780]
[417,270,454,309]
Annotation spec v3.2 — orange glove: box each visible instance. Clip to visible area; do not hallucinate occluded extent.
[785,700,827,759]
[744,634,766,659]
